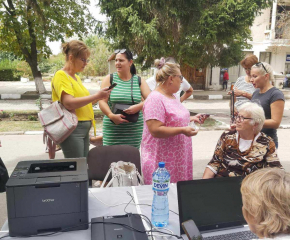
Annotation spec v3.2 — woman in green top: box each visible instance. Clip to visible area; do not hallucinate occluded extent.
[99,49,150,149]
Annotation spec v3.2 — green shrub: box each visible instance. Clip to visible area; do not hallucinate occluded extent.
[0,69,20,81]
[0,59,22,81]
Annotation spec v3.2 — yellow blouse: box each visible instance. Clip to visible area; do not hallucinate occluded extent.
[51,70,96,134]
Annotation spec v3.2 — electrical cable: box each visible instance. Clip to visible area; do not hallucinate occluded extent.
[89,190,179,215]
[0,190,183,240]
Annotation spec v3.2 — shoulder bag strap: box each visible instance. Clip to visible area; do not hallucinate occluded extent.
[131,75,142,105]
[131,76,135,105]
[110,74,113,85]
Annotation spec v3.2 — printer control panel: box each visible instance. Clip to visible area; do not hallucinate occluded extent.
[11,167,29,178]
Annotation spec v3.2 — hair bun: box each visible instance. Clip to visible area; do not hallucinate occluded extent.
[154,57,165,69]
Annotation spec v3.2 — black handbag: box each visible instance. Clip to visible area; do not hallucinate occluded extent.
[0,157,9,193]
[112,103,140,123]
[111,75,140,123]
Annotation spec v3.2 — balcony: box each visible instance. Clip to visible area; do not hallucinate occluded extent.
[275,1,290,39]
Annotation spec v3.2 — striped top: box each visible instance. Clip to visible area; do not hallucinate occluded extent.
[102,73,143,149]
[233,76,256,108]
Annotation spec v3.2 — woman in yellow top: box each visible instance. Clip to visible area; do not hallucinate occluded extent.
[52,40,111,158]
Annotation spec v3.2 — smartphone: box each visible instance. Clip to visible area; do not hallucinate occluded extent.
[108,83,117,90]
[182,219,203,240]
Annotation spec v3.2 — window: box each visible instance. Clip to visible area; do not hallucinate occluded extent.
[259,52,271,64]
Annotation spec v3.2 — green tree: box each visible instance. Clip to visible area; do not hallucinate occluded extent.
[82,35,110,77]
[0,0,96,93]
[98,0,272,69]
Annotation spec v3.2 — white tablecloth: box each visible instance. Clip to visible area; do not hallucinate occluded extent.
[0,184,182,240]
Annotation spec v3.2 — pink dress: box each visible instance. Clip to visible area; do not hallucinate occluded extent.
[141,91,193,184]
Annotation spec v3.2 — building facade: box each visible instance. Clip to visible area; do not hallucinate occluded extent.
[206,0,290,90]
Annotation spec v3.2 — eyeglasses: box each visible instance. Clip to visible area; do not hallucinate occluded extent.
[255,62,268,73]
[80,58,90,64]
[173,75,183,81]
[235,115,253,122]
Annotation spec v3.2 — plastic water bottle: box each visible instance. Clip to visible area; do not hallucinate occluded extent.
[151,162,170,228]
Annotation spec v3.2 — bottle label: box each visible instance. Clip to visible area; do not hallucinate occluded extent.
[152,180,169,191]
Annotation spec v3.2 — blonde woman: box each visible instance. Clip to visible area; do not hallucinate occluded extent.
[52,40,111,158]
[250,62,285,148]
[241,168,290,239]
[141,58,207,184]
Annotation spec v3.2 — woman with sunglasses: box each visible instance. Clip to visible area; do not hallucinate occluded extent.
[141,58,208,184]
[99,49,151,148]
[250,62,285,148]
[202,102,282,179]
[228,55,258,108]
[51,40,111,158]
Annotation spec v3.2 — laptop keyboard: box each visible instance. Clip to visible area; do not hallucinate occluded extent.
[203,230,257,240]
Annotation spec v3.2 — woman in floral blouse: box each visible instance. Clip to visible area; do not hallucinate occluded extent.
[202,102,282,178]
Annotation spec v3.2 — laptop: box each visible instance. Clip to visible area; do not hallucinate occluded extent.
[177,177,258,240]
[91,213,148,240]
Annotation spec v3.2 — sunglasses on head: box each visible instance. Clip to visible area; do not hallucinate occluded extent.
[114,49,133,60]
[255,62,268,73]
[114,49,127,54]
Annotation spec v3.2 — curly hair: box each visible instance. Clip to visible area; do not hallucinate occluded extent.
[241,168,290,238]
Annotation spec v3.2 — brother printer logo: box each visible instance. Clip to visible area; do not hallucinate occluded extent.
[42,199,55,203]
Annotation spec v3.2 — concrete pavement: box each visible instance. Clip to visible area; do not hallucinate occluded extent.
[1,80,290,227]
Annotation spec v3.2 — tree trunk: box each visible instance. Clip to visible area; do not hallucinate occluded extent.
[27,59,46,94]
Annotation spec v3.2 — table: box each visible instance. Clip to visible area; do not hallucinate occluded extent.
[0,184,182,240]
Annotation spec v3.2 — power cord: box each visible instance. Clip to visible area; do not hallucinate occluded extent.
[89,189,179,215]
[0,190,182,240]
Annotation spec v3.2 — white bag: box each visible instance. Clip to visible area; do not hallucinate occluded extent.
[101,161,144,188]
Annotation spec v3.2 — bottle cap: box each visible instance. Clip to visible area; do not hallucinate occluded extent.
[158,162,165,168]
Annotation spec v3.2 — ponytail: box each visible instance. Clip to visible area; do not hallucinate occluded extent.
[130,63,137,75]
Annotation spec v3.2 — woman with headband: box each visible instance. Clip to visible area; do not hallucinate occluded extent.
[141,58,208,184]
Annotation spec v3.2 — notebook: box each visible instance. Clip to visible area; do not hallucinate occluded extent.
[177,177,257,239]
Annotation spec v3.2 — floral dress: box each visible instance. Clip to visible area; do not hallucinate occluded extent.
[141,91,193,184]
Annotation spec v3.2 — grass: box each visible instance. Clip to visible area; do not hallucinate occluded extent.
[0,121,43,132]
[0,121,103,133]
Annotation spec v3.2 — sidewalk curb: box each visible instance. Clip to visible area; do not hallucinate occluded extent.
[1,92,290,100]
[2,125,290,136]
[0,93,51,100]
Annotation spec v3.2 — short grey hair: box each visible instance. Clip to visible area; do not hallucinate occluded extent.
[237,102,265,133]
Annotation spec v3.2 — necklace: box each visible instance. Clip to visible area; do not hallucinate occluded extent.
[237,133,256,155]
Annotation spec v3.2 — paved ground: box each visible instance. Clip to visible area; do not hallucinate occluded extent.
[1,81,290,228]
[1,130,290,227]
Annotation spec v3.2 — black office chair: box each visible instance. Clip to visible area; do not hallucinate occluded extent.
[87,145,141,187]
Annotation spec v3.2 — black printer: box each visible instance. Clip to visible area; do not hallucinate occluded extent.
[6,158,89,237]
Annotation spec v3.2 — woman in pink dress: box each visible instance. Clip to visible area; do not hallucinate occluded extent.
[141,58,207,184]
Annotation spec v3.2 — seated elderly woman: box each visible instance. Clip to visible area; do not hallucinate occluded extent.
[241,168,290,239]
[202,102,282,178]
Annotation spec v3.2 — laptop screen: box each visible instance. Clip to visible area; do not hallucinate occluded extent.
[177,177,246,233]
